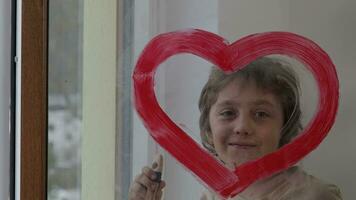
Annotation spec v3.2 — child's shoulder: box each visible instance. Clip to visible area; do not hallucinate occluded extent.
[280,166,342,200]
[201,190,246,200]
[201,166,342,200]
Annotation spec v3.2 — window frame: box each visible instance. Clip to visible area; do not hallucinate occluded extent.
[19,0,121,199]
[10,0,17,199]
[20,0,48,199]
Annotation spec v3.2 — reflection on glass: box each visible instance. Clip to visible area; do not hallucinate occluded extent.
[48,0,83,199]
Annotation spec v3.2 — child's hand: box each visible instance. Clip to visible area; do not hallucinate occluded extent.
[129,154,166,200]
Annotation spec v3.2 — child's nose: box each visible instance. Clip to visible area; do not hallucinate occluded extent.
[233,115,253,136]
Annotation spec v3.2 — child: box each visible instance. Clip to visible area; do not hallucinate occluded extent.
[129,57,342,200]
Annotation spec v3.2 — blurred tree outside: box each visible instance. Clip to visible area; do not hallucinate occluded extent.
[48,0,83,199]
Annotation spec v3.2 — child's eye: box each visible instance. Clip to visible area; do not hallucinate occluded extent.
[219,109,236,118]
[254,111,270,120]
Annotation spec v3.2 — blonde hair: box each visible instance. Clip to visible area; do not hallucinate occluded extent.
[198,57,302,154]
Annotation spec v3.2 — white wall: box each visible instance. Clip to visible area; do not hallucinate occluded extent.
[289,1,356,200]
[218,0,291,40]
[0,0,11,199]
[219,1,356,199]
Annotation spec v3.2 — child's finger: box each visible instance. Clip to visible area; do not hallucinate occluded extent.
[142,166,160,182]
[135,172,159,192]
[153,154,163,172]
[152,154,164,199]
[145,187,155,200]
[129,173,154,200]
[156,181,166,199]
[159,180,166,189]
[151,154,163,182]
[129,181,146,199]
[130,182,146,200]
[129,155,164,200]
[156,189,163,199]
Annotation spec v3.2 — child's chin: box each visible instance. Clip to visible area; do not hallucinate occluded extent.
[228,156,261,168]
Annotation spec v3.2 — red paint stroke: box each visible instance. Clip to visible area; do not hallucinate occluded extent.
[132,29,339,199]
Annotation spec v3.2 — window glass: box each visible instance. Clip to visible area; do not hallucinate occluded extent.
[48,0,83,199]
[48,0,356,199]
[48,1,118,200]
[130,1,356,199]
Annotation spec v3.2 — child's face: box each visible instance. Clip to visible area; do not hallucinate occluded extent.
[208,78,284,168]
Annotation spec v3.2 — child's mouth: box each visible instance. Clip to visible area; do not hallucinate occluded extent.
[228,142,257,149]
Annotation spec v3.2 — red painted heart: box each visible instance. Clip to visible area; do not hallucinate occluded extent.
[133,29,339,199]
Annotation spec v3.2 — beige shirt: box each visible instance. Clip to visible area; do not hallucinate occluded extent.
[204,166,342,200]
